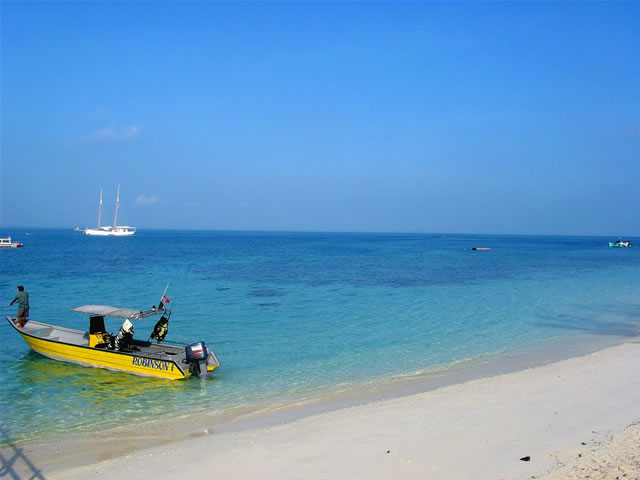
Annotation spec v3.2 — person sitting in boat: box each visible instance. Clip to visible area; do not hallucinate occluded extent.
[9,286,29,328]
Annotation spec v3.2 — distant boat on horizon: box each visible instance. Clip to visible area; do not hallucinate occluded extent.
[76,186,136,236]
[608,239,631,248]
[0,237,24,248]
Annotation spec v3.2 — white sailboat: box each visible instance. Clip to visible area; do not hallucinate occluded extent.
[77,186,136,236]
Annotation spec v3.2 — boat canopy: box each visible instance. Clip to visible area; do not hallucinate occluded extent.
[71,305,159,320]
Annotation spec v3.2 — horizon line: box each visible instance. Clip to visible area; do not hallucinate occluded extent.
[0,226,635,239]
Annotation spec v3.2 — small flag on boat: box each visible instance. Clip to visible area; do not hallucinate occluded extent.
[161,295,170,303]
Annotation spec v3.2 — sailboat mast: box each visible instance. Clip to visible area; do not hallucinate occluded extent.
[98,189,103,228]
[114,185,120,228]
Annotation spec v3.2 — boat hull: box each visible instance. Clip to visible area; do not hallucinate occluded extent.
[83,227,136,236]
[7,318,218,380]
[609,241,632,248]
[0,236,24,247]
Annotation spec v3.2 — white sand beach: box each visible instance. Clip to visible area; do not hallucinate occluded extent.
[9,341,635,480]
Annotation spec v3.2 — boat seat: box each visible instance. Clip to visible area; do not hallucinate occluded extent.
[89,317,109,348]
[89,316,106,334]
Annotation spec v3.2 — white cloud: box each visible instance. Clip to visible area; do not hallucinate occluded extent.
[86,124,140,142]
[136,194,160,206]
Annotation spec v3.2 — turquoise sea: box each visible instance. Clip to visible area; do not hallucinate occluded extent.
[1,229,639,446]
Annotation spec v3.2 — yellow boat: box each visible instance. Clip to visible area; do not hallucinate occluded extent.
[6,301,220,380]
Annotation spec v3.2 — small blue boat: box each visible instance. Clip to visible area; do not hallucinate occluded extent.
[608,240,632,248]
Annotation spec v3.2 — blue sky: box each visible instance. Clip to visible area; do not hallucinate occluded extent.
[1,1,638,235]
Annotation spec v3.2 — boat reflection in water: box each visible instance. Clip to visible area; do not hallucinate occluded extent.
[7,351,201,445]
[15,351,191,405]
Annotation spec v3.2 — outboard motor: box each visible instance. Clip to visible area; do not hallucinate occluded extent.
[114,319,134,351]
[185,341,209,378]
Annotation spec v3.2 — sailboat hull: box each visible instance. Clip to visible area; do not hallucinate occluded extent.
[83,227,136,236]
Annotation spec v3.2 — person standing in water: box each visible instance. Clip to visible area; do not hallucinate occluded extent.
[10,285,29,328]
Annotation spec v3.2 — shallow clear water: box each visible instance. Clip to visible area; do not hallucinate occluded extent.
[1,230,638,444]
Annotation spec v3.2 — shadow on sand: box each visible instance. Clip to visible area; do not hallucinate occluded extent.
[0,426,46,480]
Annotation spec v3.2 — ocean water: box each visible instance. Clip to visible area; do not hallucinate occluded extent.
[0,229,639,445]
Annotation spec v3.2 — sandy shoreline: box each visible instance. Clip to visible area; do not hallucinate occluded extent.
[5,340,640,479]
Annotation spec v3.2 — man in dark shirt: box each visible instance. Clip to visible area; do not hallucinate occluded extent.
[10,285,29,328]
